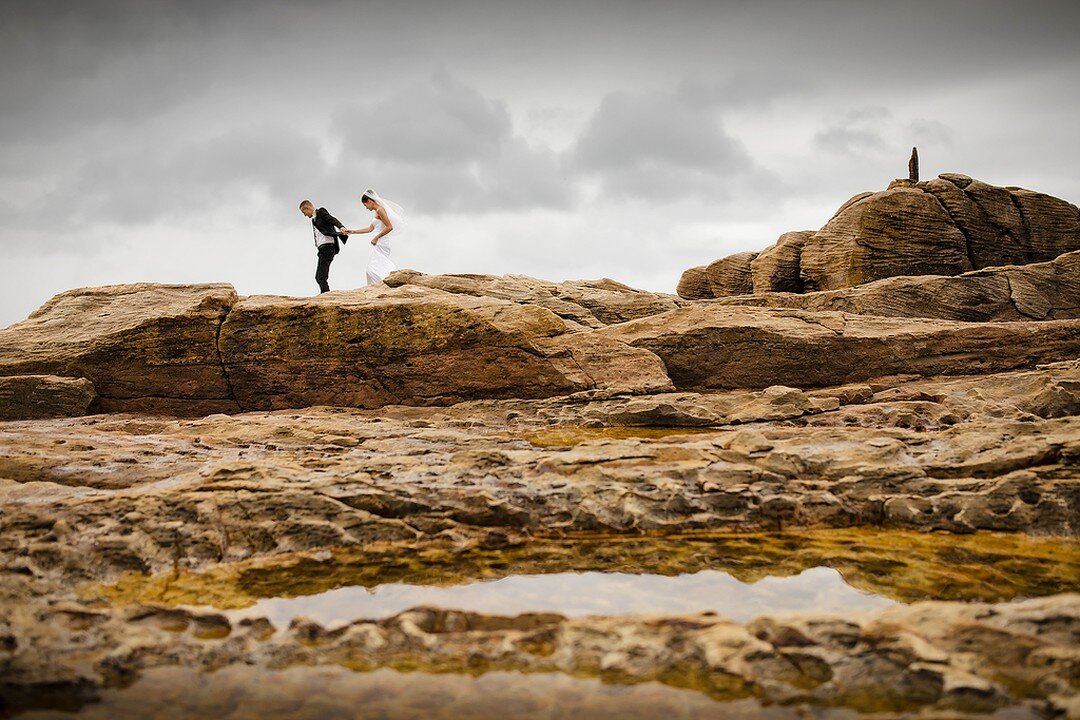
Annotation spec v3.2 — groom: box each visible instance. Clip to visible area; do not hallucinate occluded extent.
[299,199,348,293]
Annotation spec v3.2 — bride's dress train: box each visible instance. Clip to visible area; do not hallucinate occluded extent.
[363,189,403,285]
[366,216,396,285]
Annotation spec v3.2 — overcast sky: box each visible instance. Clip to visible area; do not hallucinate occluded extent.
[2,0,1078,326]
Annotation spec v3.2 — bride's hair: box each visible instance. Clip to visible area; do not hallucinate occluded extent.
[361,194,373,203]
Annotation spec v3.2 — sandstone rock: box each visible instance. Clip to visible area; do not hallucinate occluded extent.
[219,285,673,410]
[700,175,1080,297]
[705,251,758,297]
[921,177,1027,269]
[1012,187,1080,262]
[384,271,679,327]
[714,249,1080,322]
[0,283,238,416]
[676,264,713,299]
[750,231,813,293]
[0,375,97,420]
[800,186,973,291]
[600,304,1080,390]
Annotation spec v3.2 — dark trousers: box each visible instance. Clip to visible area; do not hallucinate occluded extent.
[315,244,336,293]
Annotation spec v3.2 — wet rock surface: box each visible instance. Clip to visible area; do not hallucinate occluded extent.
[3,220,1080,716]
[1,357,1079,717]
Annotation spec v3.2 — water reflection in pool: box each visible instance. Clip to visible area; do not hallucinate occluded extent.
[229,566,892,629]
[85,530,1080,630]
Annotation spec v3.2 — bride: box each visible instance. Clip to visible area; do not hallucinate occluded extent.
[343,188,404,285]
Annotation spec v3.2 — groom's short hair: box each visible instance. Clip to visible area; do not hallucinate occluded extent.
[299,199,314,210]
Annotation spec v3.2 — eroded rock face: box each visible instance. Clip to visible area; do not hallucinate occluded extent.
[384,271,680,327]
[714,248,1080,322]
[0,283,238,416]
[601,304,1080,390]
[799,176,1080,291]
[705,251,758,297]
[676,264,713,300]
[219,286,673,410]
[800,183,974,291]
[750,230,814,293]
[2,358,1079,715]
[0,375,96,420]
[0,283,675,414]
[677,175,1080,299]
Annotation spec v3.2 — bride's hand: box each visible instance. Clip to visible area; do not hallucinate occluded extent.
[370,238,378,246]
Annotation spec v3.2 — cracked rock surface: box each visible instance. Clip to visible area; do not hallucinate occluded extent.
[1,357,1079,717]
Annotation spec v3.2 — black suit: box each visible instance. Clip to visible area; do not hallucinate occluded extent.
[312,207,346,293]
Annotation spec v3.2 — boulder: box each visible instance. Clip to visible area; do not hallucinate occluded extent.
[599,304,1080,390]
[798,176,1080,292]
[750,231,814,293]
[219,285,673,410]
[705,251,758,297]
[800,184,973,291]
[714,249,1080,322]
[681,176,1080,298]
[0,283,238,415]
[676,264,713,299]
[0,375,97,420]
[384,271,679,328]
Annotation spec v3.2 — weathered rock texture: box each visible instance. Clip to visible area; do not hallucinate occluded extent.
[2,353,1079,715]
[749,230,814,293]
[675,263,712,299]
[601,305,1080,390]
[679,174,1080,299]
[4,590,1077,718]
[705,251,758,297]
[0,283,238,415]
[219,286,672,410]
[0,375,96,420]
[7,279,1080,416]
[0,283,675,415]
[800,181,975,291]
[384,271,680,327]
[714,248,1080,322]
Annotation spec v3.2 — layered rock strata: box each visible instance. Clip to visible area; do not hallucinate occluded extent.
[679,174,1080,299]
[713,249,1080,322]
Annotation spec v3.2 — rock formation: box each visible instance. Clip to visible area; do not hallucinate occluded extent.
[3,173,1080,717]
[715,248,1080,322]
[705,251,757,297]
[680,174,1080,298]
[750,230,813,293]
[0,375,96,420]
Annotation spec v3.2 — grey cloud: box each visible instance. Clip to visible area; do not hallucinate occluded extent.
[813,107,893,156]
[334,71,574,214]
[908,119,955,148]
[17,123,325,245]
[813,127,888,156]
[675,69,808,110]
[570,89,769,201]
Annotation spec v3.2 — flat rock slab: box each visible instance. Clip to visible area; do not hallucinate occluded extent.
[0,283,238,416]
[600,304,1080,389]
[219,285,673,410]
[384,271,680,327]
[713,248,1080,322]
[0,375,96,420]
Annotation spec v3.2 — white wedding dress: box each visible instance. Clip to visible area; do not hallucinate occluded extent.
[366,215,397,285]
